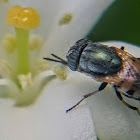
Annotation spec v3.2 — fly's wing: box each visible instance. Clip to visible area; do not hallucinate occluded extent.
[117,69,140,101]
[121,59,140,100]
[113,47,140,101]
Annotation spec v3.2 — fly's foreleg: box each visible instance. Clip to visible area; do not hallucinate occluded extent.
[66,82,108,113]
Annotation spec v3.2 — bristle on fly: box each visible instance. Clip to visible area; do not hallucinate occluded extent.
[43,54,68,65]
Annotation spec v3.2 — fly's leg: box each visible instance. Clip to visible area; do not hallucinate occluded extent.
[84,82,108,98]
[96,137,100,140]
[66,82,108,113]
[120,46,125,50]
[114,86,140,116]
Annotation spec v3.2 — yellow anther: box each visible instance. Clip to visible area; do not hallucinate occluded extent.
[6,5,40,29]
[2,34,16,53]
[17,73,32,89]
[35,61,51,73]
[59,13,72,25]
[0,60,12,77]
[29,35,43,50]
[53,65,67,80]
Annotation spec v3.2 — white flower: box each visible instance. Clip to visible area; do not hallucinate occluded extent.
[4,1,139,140]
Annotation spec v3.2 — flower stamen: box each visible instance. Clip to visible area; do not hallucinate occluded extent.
[2,34,16,53]
[29,35,43,50]
[17,73,32,89]
[59,13,72,25]
[53,65,67,80]
[6,5,40,29]
[6,5,40,75]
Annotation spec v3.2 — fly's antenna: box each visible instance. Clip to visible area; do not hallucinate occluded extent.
[43,54,68,66]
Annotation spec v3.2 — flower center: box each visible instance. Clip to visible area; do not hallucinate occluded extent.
[0,5,67,106]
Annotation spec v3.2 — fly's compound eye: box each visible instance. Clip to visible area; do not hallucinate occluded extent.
[66,38,92,71]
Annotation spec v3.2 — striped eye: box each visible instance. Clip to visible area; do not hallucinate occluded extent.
[66,51,79,71]
[66,38,90,71]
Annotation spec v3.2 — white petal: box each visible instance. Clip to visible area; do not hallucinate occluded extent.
[86,41,140,140]
[35,75,97,140]
[39,41,140,140]
[0,74,96,140]
[41,0,115,55]
[10,0,115,55]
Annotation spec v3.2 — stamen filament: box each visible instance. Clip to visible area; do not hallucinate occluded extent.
[15,27,30,74]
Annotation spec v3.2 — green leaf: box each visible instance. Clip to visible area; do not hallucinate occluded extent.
[88,0,140,46]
